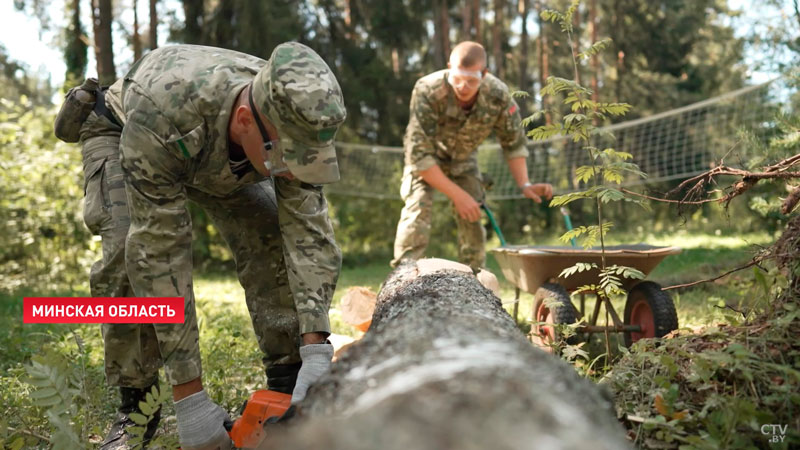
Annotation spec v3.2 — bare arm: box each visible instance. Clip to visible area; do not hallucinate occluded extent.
[507,156,553,204]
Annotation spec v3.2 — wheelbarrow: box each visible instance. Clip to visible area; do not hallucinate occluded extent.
[491,244,681,348]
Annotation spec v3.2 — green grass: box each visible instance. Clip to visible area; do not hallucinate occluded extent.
[0,231,778,447]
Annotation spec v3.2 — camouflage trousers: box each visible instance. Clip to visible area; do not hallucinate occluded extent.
[81,112,162,389]
[392,164,486,269]
[81,114,303,388]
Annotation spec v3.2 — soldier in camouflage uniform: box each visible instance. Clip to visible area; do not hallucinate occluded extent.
[56,42,345,450]
[391,41,553,270]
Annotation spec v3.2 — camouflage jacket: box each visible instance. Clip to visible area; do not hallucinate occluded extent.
[122,44,266,196]
[119,45,341,333]
[404,70,529,174]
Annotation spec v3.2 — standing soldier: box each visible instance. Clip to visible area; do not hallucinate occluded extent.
[392,41,553,270]
[54,42,345,449]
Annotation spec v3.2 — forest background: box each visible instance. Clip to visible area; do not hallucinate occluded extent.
[1,1,800,448]
[2,0,799,285]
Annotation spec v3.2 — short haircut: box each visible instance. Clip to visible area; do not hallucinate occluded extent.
[450,41,487,69]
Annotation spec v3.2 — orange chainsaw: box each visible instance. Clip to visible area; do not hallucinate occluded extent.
[223,390,293,448]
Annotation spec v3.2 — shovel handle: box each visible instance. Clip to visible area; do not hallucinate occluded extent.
[481,203,507,247]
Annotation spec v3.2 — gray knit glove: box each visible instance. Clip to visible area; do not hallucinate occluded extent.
[174,390,232,450]
[291,343,334,405]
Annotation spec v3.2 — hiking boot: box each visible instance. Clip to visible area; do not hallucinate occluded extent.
[100,383,161,449]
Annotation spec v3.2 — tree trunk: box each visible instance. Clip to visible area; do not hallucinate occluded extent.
[589,0,599,119]
[612,0,623,103]
[149,0,158,50]
[440,0,451,61]
[433,0,451,67]
[133,0,142,62]
[536,0,551,124]
[182,0,204,44]
[65,0,87,85]
[518,0,530,114]
[472,0,481,41]
[571,3,581,86]
[91,0,116,85]
[491,0,503,78]
[269,265,631,450]
[461,1,472,40]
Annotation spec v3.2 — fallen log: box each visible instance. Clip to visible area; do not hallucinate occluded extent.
[268,261,631,449]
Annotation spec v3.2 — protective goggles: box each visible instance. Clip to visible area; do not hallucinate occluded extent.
[248,86,290,176]
[448,68,483,89]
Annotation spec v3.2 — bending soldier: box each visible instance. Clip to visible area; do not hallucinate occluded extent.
[392,41,553,270]
[55,42,345,449]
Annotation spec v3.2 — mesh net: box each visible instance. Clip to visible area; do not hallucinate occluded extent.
[327,76,793,200]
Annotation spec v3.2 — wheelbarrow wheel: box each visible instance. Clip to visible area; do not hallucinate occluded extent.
[530,283,580,351]
[623,281,678,347]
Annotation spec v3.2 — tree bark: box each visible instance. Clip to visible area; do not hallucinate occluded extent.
[472,0,481,41]
[268,265,631,450]
[440,0,451,61]
[536,0,551,124]
[589,0,599,118]
[149,0,158,50]
[65,0,87,85]
[91,0,116,85]
[182,0,204,44]
[133,0,142,62]
[492,0,504,78]
[571,3,581,86]
[433,0,451,67]
[518,0,530,117]
[461,1,472,40]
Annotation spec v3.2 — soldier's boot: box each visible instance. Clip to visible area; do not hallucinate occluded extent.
[101,384,161,449]
[266,362,302,394]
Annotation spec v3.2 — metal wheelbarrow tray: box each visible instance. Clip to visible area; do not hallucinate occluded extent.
[491,244,682,348]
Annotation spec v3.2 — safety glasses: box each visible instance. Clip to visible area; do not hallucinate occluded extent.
[248,85,289,175]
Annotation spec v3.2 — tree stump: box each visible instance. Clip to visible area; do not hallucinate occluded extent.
[267,261,631,449]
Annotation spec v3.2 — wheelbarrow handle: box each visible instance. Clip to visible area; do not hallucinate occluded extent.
[480,203,507,247]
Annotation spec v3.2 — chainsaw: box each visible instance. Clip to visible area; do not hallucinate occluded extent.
[223,390,293,448]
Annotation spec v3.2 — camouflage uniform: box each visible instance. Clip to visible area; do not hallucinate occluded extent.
[74,79,163,390]
[392,70,529,269]
[108,43,342,386]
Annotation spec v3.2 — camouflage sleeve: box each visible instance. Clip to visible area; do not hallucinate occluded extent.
[274,177,341,336]
[104,78,126,126]
[494,96,529,160]
[404,81,439,173]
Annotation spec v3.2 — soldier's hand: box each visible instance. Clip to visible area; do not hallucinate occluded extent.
[452,191,482,223]
[175,391,232,450]
[521,183,553,204]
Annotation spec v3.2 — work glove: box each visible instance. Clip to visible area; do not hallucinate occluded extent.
[291,343,334,405]
[175,390,232,450]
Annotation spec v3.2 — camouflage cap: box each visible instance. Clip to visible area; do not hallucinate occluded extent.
[251,42,346,184]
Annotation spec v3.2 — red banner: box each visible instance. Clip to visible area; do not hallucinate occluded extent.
[23,297,185,324]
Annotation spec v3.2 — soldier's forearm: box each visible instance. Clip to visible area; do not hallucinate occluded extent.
[419,165,468,200]
[507,157,531,187]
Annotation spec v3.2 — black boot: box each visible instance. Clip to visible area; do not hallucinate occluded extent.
[266,362,302,394]
[100,383,161,449]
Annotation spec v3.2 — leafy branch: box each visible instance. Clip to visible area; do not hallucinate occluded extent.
[529,0,647,300]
